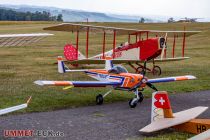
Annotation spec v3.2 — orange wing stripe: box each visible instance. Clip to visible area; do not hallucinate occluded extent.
[176,77,188,81]
[54,81,72,86]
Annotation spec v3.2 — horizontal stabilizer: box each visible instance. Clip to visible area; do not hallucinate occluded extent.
[140,106,208,133]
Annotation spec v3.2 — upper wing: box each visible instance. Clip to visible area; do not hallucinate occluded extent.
[0,33,53,47]
[44,23,201,37]
[34,80,121,87]
[66,57,189,65]
[139,107,208,133]
[0,97,31,116]
[147,75,196,84]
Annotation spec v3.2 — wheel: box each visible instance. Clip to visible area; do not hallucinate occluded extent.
[138,92,144,103]
[136,67,143,74]
[96,94,103,105]
[152,66,161,76]
[129,98,138,108]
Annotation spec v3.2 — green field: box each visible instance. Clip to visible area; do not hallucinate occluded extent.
[0,21,210,139]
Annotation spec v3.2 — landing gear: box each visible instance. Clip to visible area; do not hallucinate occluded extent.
[129,90,144,108]
[128,61,162,76]
[138,92,144,103]
[129,98,138,108]
[96,89,113,105]
[152,65,161,76]
[96,94,103,105]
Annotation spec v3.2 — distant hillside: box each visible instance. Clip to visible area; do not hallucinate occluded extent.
[0,4,158,22]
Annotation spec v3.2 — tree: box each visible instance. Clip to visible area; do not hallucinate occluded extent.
[168,17,175,23]
[57,14,63,21]
[0,8,60,21]
[139,17,145,23]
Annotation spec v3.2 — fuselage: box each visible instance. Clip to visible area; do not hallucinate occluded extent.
[85,69,145,89]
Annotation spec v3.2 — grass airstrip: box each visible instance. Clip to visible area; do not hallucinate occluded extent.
[0,21,210,139]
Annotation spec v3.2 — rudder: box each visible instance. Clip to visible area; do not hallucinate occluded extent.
[151,91,173,122]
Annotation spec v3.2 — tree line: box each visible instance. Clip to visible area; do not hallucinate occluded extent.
[0,8,63,21]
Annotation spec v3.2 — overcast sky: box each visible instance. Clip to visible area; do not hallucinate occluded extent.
[0,0,209,18]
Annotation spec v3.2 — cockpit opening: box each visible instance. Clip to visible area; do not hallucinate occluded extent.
[108,65,128,74]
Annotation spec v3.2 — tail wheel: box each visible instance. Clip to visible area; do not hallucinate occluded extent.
[138,92,144,103]
[152,66,161,76]
[136,67,143,74]
[129,98,138,108]
[96,94,103,105]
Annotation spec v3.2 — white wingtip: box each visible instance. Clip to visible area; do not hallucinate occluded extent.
[34,80,44,86]
[186,75,196,80]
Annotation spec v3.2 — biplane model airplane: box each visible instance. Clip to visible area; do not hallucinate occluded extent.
[44,23,201,75]
[34,56,196,108]
[0,97,31,116]
[139,91,210,135]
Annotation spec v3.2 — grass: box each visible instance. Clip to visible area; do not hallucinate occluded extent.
[0,21,210,139]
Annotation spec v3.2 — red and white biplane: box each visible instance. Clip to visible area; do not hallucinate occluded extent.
[44,23,200,75]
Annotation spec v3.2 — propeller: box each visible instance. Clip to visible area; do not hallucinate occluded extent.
[130,61,158,91]
[146,82,158,91]
[160,33,167,60]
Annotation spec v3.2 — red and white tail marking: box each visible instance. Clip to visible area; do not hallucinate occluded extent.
[151,91,173,122]
[154,92,171,109]
[64,44,85,61]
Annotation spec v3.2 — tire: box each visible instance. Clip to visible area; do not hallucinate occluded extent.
[136,67,143,74]
[152,66,161,76]
[138,92,144,103]
[96,94,103,105]
[129,99,138,108]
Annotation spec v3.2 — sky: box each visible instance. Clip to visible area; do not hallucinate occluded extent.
[0,0,209,18]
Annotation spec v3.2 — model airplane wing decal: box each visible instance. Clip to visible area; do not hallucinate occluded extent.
[139,106,208,133]
[147,75,196,83]
[34,80,121,87]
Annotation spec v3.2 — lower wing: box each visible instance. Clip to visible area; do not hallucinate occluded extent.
[34,80,121,87]
[66,57,189,65]
[147,75,196,83]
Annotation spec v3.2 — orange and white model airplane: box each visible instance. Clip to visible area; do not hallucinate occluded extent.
[139,91,210,135]
[34,56,196,108]
[44,23,201,75]
[0,97,31,116]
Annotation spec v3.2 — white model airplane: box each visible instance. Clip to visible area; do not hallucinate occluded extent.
[0,96,31,115]
[139,91,209,133]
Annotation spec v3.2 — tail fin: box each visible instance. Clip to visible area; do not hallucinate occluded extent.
[57,56,66,73]
[57,56,89,73]
[105,56,113,71]
[64,44,85,61]
[151,91,173,122]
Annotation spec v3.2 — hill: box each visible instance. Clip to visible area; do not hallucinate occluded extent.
[0,4,159,22]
